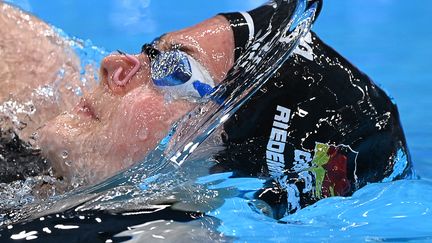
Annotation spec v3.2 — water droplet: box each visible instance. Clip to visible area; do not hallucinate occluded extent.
[31,131,39,139]
[61,151,69,159]
[138,128,148,141]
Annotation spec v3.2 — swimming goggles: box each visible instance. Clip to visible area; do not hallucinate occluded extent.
[142,44,215,102]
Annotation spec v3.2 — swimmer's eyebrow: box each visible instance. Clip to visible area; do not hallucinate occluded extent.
[152,34,195,54]
[150,34,166,46]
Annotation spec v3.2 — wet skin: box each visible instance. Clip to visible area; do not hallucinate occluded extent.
[0,3,94,142]
[38,16,235,185]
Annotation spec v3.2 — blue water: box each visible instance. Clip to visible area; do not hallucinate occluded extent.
[4,0,432,241]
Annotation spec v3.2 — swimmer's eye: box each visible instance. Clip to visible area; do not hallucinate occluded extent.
[142,42,192,57]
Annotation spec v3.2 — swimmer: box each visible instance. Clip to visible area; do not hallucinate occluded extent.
[0,0,413,218]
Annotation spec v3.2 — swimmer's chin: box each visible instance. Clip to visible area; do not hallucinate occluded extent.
[36,119,140,186]
[38,142,120,186]
[36,117,99,185]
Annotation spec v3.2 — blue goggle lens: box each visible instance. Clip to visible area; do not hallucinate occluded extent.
[150,49,192,86]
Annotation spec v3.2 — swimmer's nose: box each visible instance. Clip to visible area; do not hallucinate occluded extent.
[101,53,146,94]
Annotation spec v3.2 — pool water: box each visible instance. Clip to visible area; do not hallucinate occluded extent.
[3,0,432,242]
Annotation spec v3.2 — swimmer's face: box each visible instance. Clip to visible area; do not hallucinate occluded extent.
[38,16,234,185]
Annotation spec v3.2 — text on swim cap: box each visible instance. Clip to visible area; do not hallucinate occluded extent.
[266,105,291,178]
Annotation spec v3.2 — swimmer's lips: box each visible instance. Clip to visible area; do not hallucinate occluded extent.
[74,98,100,121]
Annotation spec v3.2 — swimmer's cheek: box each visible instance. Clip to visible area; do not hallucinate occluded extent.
[112,93,192,144]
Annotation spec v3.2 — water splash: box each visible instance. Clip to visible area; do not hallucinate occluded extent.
[80,0,320,195]
[0,4,107,224]
[1,0,320,226]
[52,26,107,84]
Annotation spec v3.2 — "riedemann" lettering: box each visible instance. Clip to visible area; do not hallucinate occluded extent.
[266,105,291,178]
